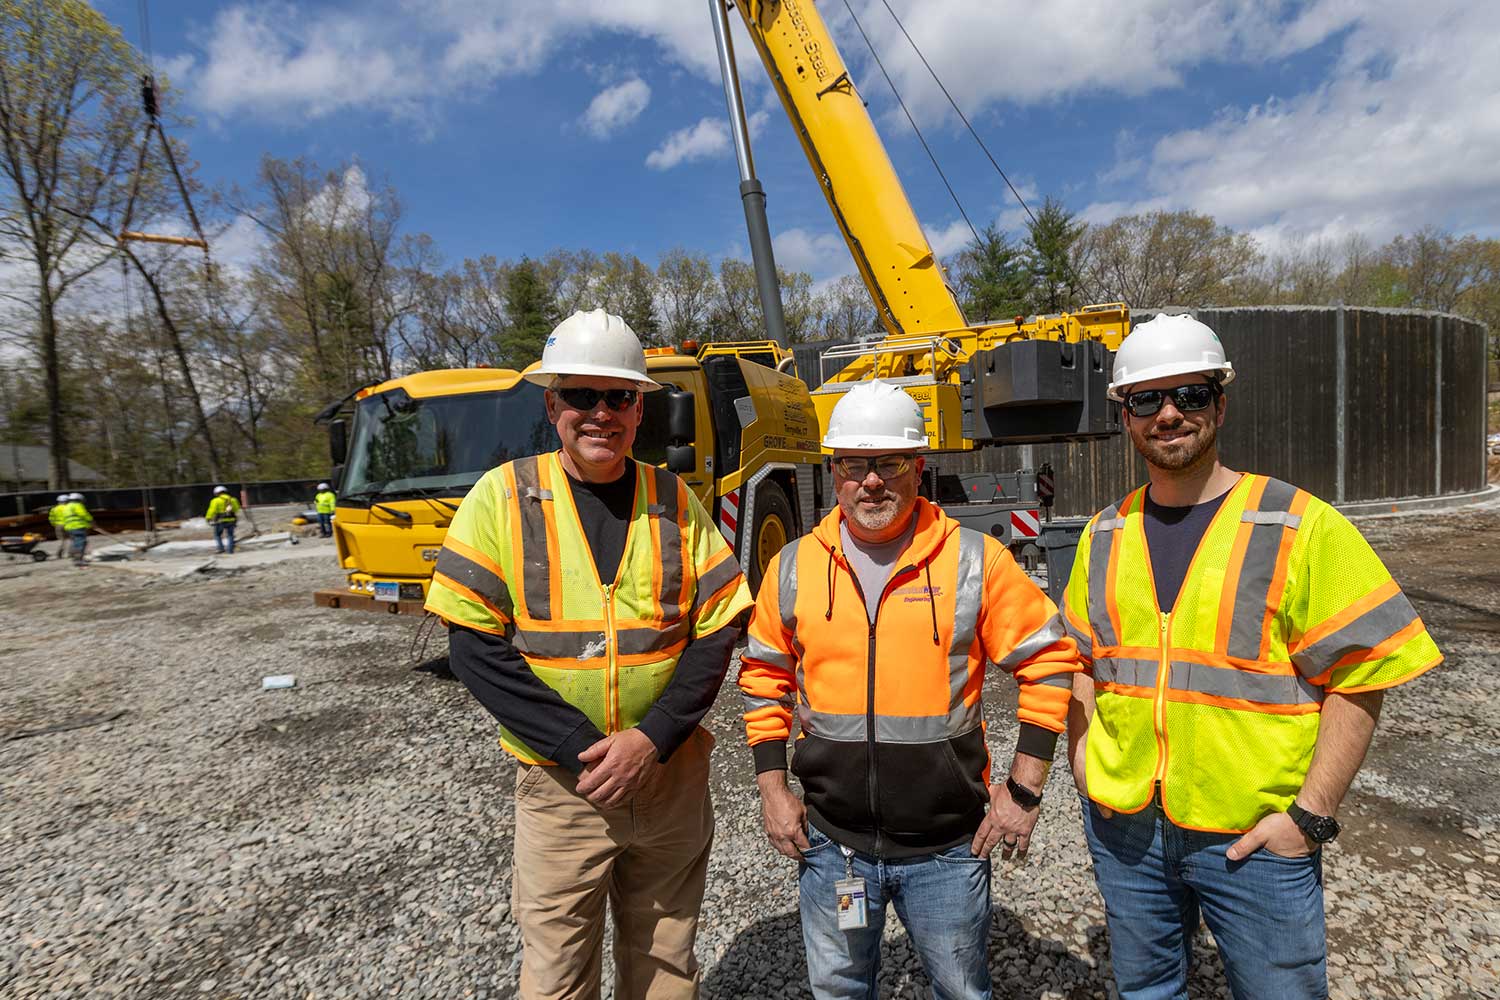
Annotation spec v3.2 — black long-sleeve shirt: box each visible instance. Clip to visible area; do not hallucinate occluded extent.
[446,466,741,773]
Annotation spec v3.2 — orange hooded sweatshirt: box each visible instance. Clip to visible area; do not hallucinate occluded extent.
[738,498,1081,857]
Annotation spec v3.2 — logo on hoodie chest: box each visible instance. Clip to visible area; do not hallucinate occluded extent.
[891,584,942,604]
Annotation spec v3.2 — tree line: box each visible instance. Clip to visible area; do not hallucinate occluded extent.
[2,2,1497,491]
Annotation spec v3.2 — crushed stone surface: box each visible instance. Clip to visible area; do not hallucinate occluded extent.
[2,504,1498,999]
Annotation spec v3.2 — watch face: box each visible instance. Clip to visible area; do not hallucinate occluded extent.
[1307,816,1340,842]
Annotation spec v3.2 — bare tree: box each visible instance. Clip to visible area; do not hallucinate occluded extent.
[1074,210,1262,308]
[0,0,147,487]
[656,248,715,344]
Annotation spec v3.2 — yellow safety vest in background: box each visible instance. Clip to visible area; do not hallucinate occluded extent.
[49,504,67,527]
[314,490,336,514]
[207,495,239,524]
[1063,474,1440,833]
[425,451,752,763]
[62,502,93,532]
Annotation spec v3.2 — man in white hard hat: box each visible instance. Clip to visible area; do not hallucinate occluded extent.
[425,308,752,999]
[206,486,241,555]
[1063,313,1441,998]
[739,379,1081,999]
[62,493,93,566]
[49,493,70,559]
[313,482,336,537]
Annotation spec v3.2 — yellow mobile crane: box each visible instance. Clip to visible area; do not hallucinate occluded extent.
[709,0,1128,571]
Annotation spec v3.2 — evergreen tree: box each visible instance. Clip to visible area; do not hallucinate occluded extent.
[956,225,1029,322]
[499,257,558,368]
[1024,196,1086,313]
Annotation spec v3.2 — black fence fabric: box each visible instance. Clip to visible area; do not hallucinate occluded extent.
[2,479,324,523]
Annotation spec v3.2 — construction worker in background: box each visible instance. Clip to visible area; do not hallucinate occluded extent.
[739,380,1082,999]
[206,486,240,555]
[1064,314,1443,999]
[424,308,752,1000]
[313,482,336,537]
[62,493,92,567]
[49,494,69,559]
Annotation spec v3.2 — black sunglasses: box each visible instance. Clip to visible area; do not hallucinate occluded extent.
[834,454,915,480]
[555,386,640,412]
[1123,383,1219,418]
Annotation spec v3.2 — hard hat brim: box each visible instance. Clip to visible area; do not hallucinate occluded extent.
[524,364,663,391]
[821,433,930,451]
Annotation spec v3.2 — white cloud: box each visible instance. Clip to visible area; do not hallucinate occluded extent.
[926,219,975,260]
[771,228,850,280]
[175,0,733,122]
[645,118,730,170]
[580,78,651,139]
[1082,0,1500,244]
[836,0,1292,124]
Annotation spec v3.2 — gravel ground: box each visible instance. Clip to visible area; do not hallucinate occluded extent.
[2,501,1499,999]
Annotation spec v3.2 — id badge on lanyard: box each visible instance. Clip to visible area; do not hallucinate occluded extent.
[834,844,868,931]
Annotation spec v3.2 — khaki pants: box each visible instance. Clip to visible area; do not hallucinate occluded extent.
[55,526,68,558]
[512,726,715,1000]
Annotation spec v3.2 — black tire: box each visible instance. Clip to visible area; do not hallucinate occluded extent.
[31,550,47,562]
[747,480,795,594]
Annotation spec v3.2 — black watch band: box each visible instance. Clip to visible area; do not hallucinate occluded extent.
[1005,776,1043,810]
[1286,802,1341,844]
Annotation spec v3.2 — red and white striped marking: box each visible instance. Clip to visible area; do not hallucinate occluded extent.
[719,489,741,544]
[1010,509,1040,539]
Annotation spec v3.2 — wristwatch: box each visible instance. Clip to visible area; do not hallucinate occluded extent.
[1005,776,1043,810]
[1286,802,1341,844]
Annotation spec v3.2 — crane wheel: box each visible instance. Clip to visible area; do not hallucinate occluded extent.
[748,481,793,594]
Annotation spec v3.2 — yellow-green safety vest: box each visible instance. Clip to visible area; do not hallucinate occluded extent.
[62,502,92,532]
[1063,474,1440,833]
[49,504,67,527]
[207,495,239,524]
[314,490,336,514]
[425,452,753,764]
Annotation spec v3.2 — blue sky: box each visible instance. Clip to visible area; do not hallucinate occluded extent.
[93,0,1499,288]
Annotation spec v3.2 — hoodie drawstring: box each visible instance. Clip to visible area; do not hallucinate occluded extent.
[825,547,836,621]
[923,560,939,645]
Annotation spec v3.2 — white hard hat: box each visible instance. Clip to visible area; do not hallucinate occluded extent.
[68,492,83,501]
[523,308,661,391]
[56,494,67,503]
[1108,313,1236,402]
[822,380,929,450]
[213,485,228,494]
[317,482,330,490]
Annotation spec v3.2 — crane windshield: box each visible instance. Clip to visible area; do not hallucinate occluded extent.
[342,381,554,500]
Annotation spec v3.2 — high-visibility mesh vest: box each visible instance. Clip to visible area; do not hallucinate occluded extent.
[1063,474,1440,832]
[314,491,336,514]
[62,502,92,532]
[425,452,752,763]
[207,495,239,524]
[49,504,67,527]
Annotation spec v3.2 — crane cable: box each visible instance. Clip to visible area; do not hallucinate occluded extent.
[120,0,223,338]
[870,0,1099,305]
[838,0,980,252]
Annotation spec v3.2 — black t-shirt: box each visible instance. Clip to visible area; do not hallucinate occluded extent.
[1143,487,1232,611]
[565,467,636,585]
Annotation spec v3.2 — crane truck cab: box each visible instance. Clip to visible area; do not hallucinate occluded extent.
[312,342,823,614]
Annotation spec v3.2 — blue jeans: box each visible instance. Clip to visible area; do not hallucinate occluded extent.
[799,824,991,1000]
[317,512,333,536]
[1080,795,1327,1000]
[214,521,236,554]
